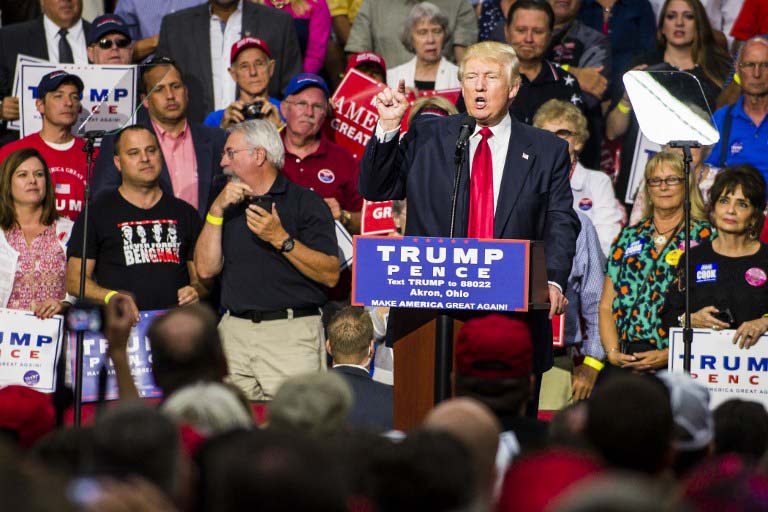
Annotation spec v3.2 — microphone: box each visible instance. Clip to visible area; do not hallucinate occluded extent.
[450,116,476,237]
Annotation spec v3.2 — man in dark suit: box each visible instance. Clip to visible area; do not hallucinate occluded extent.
[0,0,92,143]
[359,41,580,404]
[327,307,393,431]
[155,0,302,124]
[92,59,227,219]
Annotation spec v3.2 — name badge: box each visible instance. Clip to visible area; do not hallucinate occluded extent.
[695,263,717,283]
[625,239,644,257]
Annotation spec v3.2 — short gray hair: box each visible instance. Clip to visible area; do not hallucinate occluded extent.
[228,119,285,170]
[400,2,451,54]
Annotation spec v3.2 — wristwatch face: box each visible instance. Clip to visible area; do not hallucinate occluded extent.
[281,237,295,253]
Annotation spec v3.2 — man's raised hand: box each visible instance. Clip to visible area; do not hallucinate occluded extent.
[375,79,409,132]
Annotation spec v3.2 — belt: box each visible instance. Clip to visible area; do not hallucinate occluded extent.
[229,307,320,323]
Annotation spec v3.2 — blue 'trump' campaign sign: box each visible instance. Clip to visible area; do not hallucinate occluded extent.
[352,237,530,312]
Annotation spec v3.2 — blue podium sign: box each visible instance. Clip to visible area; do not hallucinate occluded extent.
[352,237,531,312]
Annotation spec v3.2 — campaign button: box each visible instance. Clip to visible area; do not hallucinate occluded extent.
[746,267,767,287]
[578,198,593,211]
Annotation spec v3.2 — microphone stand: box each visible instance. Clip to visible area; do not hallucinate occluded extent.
[73,130,105,426]
[668,140,699,373]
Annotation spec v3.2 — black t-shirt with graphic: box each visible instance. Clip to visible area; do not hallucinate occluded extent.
[68,190,202,310]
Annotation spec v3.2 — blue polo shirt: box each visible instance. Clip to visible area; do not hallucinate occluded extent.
[706,97,768,183]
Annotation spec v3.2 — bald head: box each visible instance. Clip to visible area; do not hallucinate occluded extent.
[423,398,501,503]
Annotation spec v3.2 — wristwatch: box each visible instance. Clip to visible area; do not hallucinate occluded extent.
[341,210,352,226]
[280,237,295,253]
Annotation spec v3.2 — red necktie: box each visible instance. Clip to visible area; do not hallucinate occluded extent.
[468,127,494,238]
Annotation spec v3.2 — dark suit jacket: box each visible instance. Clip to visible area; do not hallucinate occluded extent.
[91,118,227,218]
[156,2,302,124]
[332,365,393,432]
[358,114,580,374]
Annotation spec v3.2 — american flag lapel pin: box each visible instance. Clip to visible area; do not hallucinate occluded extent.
[522,152,529,160]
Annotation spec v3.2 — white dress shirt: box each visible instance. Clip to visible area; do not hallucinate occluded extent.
[386,56,461,90]
[210,0,243,111]
[43,16,88,64]
[570,162,623,257]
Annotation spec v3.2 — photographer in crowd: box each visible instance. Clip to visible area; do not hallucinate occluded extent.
[204,37,284,131]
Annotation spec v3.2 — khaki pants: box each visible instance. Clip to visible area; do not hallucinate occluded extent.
[539,354,575,411]
[219,312,326,401]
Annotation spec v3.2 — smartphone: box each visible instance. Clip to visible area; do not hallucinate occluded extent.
[713,308,735,326]
[249,194,274,213]
[66,300,104,333]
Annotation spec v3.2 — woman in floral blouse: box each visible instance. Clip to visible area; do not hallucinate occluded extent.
[0,148,72,318]
[598,151,713,372]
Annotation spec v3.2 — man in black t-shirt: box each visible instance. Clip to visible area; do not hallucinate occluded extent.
[195,119,339,401]
[66,125,206,321]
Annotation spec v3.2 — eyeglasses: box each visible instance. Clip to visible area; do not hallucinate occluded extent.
[221,147,254,160]
[738,61,768,71]
[237,60,271,71]
[646,176,685,187]
[96,37,131,50]
[283,100,326,113]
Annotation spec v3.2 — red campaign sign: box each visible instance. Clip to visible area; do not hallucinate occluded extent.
[361,200,396,235]
[552,314,565,347]
[330,69,385,163]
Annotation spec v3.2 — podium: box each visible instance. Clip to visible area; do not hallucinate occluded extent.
[386,241,550,430]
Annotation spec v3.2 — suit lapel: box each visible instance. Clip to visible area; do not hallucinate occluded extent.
[33,18,48,58]
[441,115,470,237]
[494,119,534,237]
[191,124,213,216]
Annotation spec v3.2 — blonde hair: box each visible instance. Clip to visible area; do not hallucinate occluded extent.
[532,99,589,146]
[407,95,459,125]
[641,151,707,221]
[458,42,520,86]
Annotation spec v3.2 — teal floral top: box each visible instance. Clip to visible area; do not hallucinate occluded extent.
[606,217,713,349]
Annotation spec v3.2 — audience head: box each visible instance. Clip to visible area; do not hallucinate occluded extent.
[141,57,189,123]
[147,303,228,396]
[548,0,581,26]
[42,0,82,29]
[738,37,768,98]
[714,399,768,462]
[549,402,590,448]
[0,386,55,449]
[112,125,163,188]
[0,441,74,511]
[268,372,353,437]
[280,73,330,140]
[35,70,83,130]
[0,148,57,230]
[707,165,767,240]
[586,373,673,475]
[326,306,374,366]
[533,99,589,164]
[458,42,521,127]
[400,2,451,64]
[162,382,254,435]
[642,151,707,221]
[346,52,387,83]
[229,37,274,98]
[423,397,501,506]
[29,427,95,481]
[552,473,674,512]
[87,14,133,65]
[505,0,555,64]
[222,119,285,180]
[497,449,602,512]
[681,454,768,511]
[454,314,534,417]
[407,95,459,126]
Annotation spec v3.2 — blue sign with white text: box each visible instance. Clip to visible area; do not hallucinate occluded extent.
[352,237,531,312]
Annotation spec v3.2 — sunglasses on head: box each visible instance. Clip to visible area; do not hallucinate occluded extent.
[97,37,131,50]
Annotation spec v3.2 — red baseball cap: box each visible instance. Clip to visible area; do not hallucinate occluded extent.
[230,36,271,64]
[346,52,387,76]
[0,385,55,448]
[455,315,533,379]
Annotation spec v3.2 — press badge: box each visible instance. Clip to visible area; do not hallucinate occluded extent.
[695,263,717,283]
[625,239,644,257]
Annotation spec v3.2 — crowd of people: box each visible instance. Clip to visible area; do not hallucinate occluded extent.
[0,0,767,510]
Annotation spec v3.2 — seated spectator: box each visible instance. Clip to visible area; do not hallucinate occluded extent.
[156,0,302,123]
[681,455,768,510]
[423,398,501,511]
[599,152,712,373]
[204,37,283,130]
[407,95,459,126]
[66,125,208,320]
[263,0,331,74]
[345,51,387,83]
[86,14,133,65]
[326,306,393,431]
[162,382,255,435]
[714,399,768,462]
[0,71,90,222]
[503,0,585,126]
[387,3,461,92]
[267,372,353,437]
[706,37,768,182]
[662,166,768,347]
[0,148,73,318]
[533,99,622,256]
[605,0,731,205]
[344,0,478,69]
[93,58,227,219]
[586,373,673,475]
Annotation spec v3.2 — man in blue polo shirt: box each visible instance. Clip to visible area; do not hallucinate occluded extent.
[706,37,768,182]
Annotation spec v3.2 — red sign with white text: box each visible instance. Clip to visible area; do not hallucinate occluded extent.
[361,200,396,235]
[330,69,384,162]
[552,314,565,347]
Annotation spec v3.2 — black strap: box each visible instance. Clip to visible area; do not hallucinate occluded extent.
[718,104,735,168]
